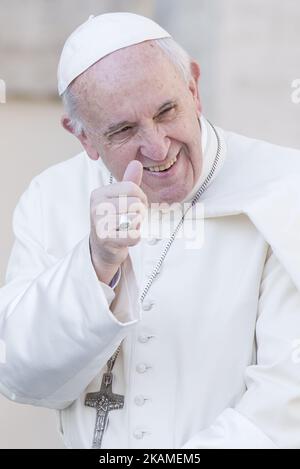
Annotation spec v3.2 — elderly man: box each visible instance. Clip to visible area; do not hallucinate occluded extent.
[0,12,300,449]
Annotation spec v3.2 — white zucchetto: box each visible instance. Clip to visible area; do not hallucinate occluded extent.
[57,12,171,95]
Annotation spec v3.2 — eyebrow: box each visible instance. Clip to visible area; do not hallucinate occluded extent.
[156,100,177,113]
[104,100,177,137]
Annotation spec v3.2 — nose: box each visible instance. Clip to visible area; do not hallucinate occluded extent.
[139,124,171,162]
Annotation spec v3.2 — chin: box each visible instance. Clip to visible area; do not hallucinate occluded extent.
[149,187,188,205]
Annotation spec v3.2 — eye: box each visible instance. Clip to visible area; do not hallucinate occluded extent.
[156,105,176,119]
[110,125,132,137]
[116,126,132,134]
[109,126,134,141]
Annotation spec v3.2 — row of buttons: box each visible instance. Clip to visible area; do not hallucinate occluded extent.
[133,335,153,437]
[133,236,157,440]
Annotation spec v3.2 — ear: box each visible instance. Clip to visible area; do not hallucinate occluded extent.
[61,115,100,161]
[188,60,202,116]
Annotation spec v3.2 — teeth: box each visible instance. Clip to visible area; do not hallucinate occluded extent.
[147,156,177,172]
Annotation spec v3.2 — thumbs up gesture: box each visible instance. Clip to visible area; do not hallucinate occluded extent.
[122,160,144,186]
[89,161,148,285]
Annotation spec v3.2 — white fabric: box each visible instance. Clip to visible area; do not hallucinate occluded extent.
[1,119,300,449]
[182,116,222,202]
[57,12,171,95]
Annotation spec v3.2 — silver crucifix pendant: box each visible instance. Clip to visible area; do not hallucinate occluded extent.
[85,371,124,449]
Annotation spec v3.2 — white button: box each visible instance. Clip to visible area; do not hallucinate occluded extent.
[147,237,159,245]
[133,430,144,440]
[138,335,150,344]
[134,395,146,406]
[136,363,148,373]
[142,300,154,311]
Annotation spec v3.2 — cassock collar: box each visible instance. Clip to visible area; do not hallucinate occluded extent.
[181,115,227,204]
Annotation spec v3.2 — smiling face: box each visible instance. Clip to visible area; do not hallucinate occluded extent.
[65,41,203,204]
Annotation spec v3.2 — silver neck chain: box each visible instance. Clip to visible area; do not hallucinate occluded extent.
[108,121,222,366]
[109,120,222,304]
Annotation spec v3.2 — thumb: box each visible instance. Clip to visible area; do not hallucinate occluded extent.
[122,160,143,186]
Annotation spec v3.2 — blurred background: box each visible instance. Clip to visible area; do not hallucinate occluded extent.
[0,0,299,448]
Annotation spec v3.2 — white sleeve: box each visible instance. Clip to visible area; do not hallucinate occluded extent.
[182,248,300,449]
[0,179,140,410]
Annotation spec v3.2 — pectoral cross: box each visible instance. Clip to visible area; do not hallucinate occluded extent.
[85,371,124,449]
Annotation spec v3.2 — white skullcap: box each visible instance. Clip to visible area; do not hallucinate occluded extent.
[57,12,171,96]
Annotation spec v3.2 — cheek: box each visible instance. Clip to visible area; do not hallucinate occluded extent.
[172,107,199,137]
[103,145,137,180]
[171,119,200,150]
[164,119,190,143]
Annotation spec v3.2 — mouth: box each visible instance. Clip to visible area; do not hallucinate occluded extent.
[143,151,180,176]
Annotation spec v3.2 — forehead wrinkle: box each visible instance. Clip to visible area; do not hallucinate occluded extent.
[69,41,186,130]
[95,41,178,90]
[73,40,181,102]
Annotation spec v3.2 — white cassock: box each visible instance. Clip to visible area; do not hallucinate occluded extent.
[0,117,300,449]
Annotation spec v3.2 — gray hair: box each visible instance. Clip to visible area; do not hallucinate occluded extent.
[62,37,192,136]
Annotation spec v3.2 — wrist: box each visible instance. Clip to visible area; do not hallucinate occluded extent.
[89,238,120,285]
